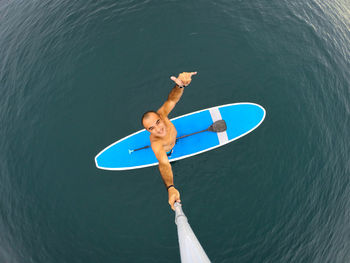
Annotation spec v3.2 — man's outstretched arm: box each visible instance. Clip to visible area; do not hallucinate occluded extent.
[158,72,197,117]
[152,142,181,210]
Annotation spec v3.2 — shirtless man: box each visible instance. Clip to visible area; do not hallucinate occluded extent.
[141,72,197,210]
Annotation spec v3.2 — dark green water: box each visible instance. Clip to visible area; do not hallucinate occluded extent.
[1,0,349,262]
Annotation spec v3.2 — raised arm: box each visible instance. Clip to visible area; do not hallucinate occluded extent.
[152,141,181,210]
[157,72,197,117]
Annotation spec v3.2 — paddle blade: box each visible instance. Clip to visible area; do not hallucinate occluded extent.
[208,120,227,132]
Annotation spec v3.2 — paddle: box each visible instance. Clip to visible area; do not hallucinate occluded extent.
[129,120,227,154]
[176,119,226,140]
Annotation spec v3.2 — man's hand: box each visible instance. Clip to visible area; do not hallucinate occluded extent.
[168,187,181,210]
[170,72,197,87]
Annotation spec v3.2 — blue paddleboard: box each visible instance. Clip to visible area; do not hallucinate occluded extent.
[95,102,266,170]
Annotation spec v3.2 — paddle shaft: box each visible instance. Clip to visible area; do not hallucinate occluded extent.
[175,128,209,140]
[131,127,209,152]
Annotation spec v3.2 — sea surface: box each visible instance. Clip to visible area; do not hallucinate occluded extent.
[0,0,349,262]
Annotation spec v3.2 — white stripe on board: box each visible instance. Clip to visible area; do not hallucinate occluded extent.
[209,108,229,145]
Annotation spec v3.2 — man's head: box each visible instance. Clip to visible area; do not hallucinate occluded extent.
[141,111,167,137]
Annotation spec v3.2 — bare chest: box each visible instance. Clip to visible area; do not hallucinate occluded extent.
[151,120,177,152]
[162,122,177,151]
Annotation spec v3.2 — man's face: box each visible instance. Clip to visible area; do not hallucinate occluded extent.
[143,113,167,137]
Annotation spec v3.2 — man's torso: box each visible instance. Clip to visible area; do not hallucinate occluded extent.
[150,116,177,153]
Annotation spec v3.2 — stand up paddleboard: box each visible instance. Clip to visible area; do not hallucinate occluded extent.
[95,102,266,170]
